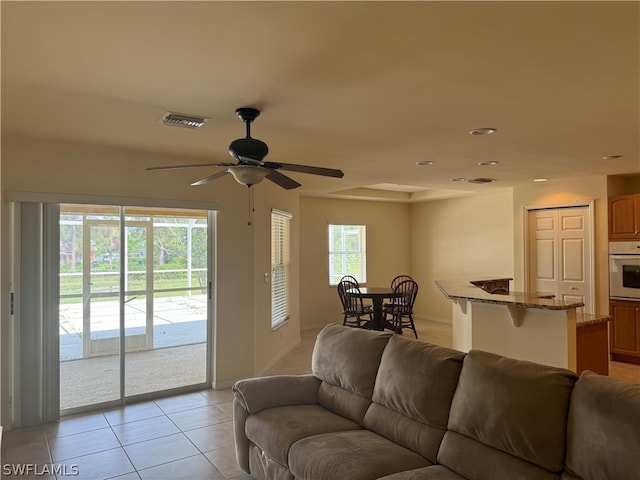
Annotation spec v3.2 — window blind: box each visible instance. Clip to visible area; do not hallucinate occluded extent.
[271,209,292,329]
[17,202,60,426]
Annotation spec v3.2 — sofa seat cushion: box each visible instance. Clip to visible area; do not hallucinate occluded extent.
[377,465,466,480]
[245,404,361,466]
[289,430,431,480]
[564,372,640,480]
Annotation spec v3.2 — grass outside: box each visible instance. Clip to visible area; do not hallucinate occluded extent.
[60,269,207,301]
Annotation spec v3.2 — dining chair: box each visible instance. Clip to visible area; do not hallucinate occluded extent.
[383,274,414,311]
[383,279,419,338]
[337,278,373,328]
[341,275,361,286]
[340,275,373,307]
[390,274,413,289]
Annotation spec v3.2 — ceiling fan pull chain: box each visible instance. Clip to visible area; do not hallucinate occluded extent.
[247,186,254,226]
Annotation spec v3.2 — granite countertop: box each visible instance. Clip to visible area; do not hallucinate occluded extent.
[576,312,612,327]
[435,279,585,311]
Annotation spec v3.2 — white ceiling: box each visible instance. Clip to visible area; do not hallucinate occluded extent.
[2,1,639,200]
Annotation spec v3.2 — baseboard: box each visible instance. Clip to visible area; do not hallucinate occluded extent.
[301,321,340,332]
[414,314,452,325]
[211,336,303,390]
[255,336,303,377]
[302,318,452,331]
[211,379,237,390]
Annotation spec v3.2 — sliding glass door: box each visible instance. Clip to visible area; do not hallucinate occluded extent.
[60,208,122,409]
[59,205,211,412]
[124,208,209,397]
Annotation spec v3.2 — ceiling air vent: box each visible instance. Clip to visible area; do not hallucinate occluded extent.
[468,177,496,184]
[160,112,207,129]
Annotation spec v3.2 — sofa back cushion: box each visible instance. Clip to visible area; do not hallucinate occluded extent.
[312,324,392,423]
[564,371,640,480]
[363,335,466,462]
[440,350,577,476]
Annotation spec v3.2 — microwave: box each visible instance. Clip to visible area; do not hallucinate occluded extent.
[609,241,640,300]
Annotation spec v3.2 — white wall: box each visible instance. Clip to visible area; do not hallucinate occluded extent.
[409,190,515,323]
[0,134,301,426]
[299,197,411,329]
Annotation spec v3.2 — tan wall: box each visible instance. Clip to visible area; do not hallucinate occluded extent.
[409,190,515,323]
[607,173,640,196]
[512,175,610,314]
[0,134,301,425]
[299,197,411,329]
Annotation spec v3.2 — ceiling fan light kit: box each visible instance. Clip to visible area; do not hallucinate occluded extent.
[227,165,269,187]
[148,107,344,190]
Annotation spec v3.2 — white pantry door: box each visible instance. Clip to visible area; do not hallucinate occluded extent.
[528,206,593,314]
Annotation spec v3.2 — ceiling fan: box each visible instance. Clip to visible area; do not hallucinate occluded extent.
[147,107,344,190]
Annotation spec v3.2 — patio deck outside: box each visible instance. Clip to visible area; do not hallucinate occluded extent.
[60,294,207,411]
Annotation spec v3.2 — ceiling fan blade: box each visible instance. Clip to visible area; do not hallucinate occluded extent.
[265,169,302,190]
[191,170,230,186]
[264,162,344,178]
[147,162,235,171]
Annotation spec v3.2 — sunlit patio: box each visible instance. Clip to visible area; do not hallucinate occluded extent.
[59,295,208,411]
[60,342,207,410]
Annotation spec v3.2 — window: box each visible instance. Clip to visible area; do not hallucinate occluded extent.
[271,209,292,329]
[329,224,366,285]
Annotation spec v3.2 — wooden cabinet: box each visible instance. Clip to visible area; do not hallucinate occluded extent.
[609,194,640,240]
[609,300,640,364]
[577,321,610,375]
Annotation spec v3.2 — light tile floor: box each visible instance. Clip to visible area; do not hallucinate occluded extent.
[2,319,638,479]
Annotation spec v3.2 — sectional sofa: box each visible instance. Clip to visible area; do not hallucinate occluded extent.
[232,324,640,480]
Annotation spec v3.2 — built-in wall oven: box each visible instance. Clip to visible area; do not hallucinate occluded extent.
[609,241,640,300]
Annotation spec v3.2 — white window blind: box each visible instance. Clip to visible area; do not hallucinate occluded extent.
[271,209,292,329]
[328,224,366,285]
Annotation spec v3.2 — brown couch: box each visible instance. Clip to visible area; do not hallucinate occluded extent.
[232,324,640,480]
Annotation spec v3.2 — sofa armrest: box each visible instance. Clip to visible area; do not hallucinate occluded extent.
[232,374,322,473]
[233,374,321,414]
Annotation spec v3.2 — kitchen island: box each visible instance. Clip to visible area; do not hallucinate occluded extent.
[436,279,585,371]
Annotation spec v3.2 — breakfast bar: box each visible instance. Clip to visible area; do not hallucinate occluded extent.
[436,278,585,371]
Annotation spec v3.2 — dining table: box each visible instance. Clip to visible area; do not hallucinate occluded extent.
[348,287,399,331]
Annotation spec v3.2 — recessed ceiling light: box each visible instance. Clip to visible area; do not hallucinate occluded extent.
[468,177,496,184]
[533,178,548,182]
[416,161,435,166]
[602,155,624,160]
[450,177,466,182]
[478,161,499,166]
[470,127,497,136]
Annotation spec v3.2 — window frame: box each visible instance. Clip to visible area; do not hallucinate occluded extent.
[328,224,367,286]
